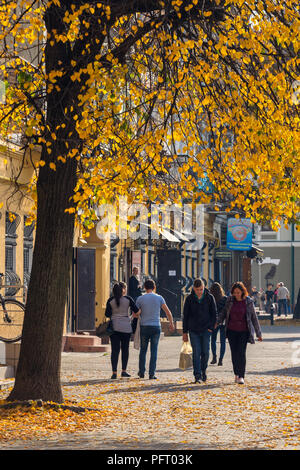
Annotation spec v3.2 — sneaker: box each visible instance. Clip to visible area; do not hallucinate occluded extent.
[218,359,223,366]
[149,375,158,380]
[111,373,117,380]
[235,375,239,383]
[138,372,144,378]
[237,377,244,384]
[194,376,201,383]
[201,371,207,382]
[121,372,131,378]
[210,356,217,365]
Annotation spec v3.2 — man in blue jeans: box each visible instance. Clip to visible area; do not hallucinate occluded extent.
[277,282,290,317]
[182,278,217,383]
[135,279,175,379]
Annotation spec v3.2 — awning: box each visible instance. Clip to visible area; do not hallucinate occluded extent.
[172,228,191,242]
[139,222,185,243]
[160,228,181,242]
[246,245,264,258]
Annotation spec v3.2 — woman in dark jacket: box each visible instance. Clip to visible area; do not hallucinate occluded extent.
[209,282,227,366]
[218,282,262,384]
[105,282,140,380]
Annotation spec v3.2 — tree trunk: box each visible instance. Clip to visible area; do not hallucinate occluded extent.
[7,1,80,403]
[8,156,77,402]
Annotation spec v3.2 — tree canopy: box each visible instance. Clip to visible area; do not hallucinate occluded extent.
[0,0,299,230]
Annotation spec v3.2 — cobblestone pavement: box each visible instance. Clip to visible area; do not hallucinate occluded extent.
[0,325,300,451]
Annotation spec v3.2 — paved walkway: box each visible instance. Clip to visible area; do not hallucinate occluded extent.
[0,325,300,450]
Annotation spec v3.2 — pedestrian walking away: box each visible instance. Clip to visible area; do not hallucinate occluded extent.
[209,282,227,366]
[105,282,140,380]
[276,282,290,317]
[182,278,217,384]
[135,279,175,379]
[218,282,262,385]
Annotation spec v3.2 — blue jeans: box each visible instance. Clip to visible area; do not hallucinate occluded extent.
[278,299,288,316]
[189,330,211,379]
[211,325,226,360]
[139,325,161,377]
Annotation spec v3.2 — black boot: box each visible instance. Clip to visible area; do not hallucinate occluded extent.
[218,358,223,366]
[210,356,217,364]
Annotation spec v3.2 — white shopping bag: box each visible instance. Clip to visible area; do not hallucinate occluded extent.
[179,341,193,370]
[133,318,140,350]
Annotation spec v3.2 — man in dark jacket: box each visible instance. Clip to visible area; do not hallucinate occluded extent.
[182,278,217,383]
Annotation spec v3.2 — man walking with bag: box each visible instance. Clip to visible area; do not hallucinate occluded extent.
[134,279,175,379]
[182,278,217,383]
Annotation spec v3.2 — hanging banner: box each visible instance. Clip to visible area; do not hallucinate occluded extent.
[227,218,252,251]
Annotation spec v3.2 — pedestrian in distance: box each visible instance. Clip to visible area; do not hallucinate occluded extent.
[105,282,140,380]
[182,278,217,384]
[218,281,262,385]
[258,288,266,311]
[250,286,259,307]
[209,282,227,366]
[128,267,143,301]
[134,279,175,380]
[128,267,143,334]
[265,284,275,314]
[277,282,290,317]
[274,283,280,315]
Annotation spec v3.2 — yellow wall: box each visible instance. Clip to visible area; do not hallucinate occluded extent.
[75,226,111,327]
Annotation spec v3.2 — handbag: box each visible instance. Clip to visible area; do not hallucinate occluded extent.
[179,341,193,370]
[95,318,114,337]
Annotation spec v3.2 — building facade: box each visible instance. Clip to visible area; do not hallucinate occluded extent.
[0,142,38,303]
[251,223,300,311]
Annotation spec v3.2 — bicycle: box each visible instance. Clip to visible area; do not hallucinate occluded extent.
[0,273,25,342]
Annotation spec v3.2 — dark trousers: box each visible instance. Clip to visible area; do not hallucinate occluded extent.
[211,325,226,360]
[189,330,211,378]
[227,329,249,379]
[110,332,131,371]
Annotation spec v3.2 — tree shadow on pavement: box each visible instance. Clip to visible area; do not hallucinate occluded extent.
[12,434,285,451]
[260,337,300,342]
[61,379,234,395]
[247,367,300,377]
[61,378,118,386]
